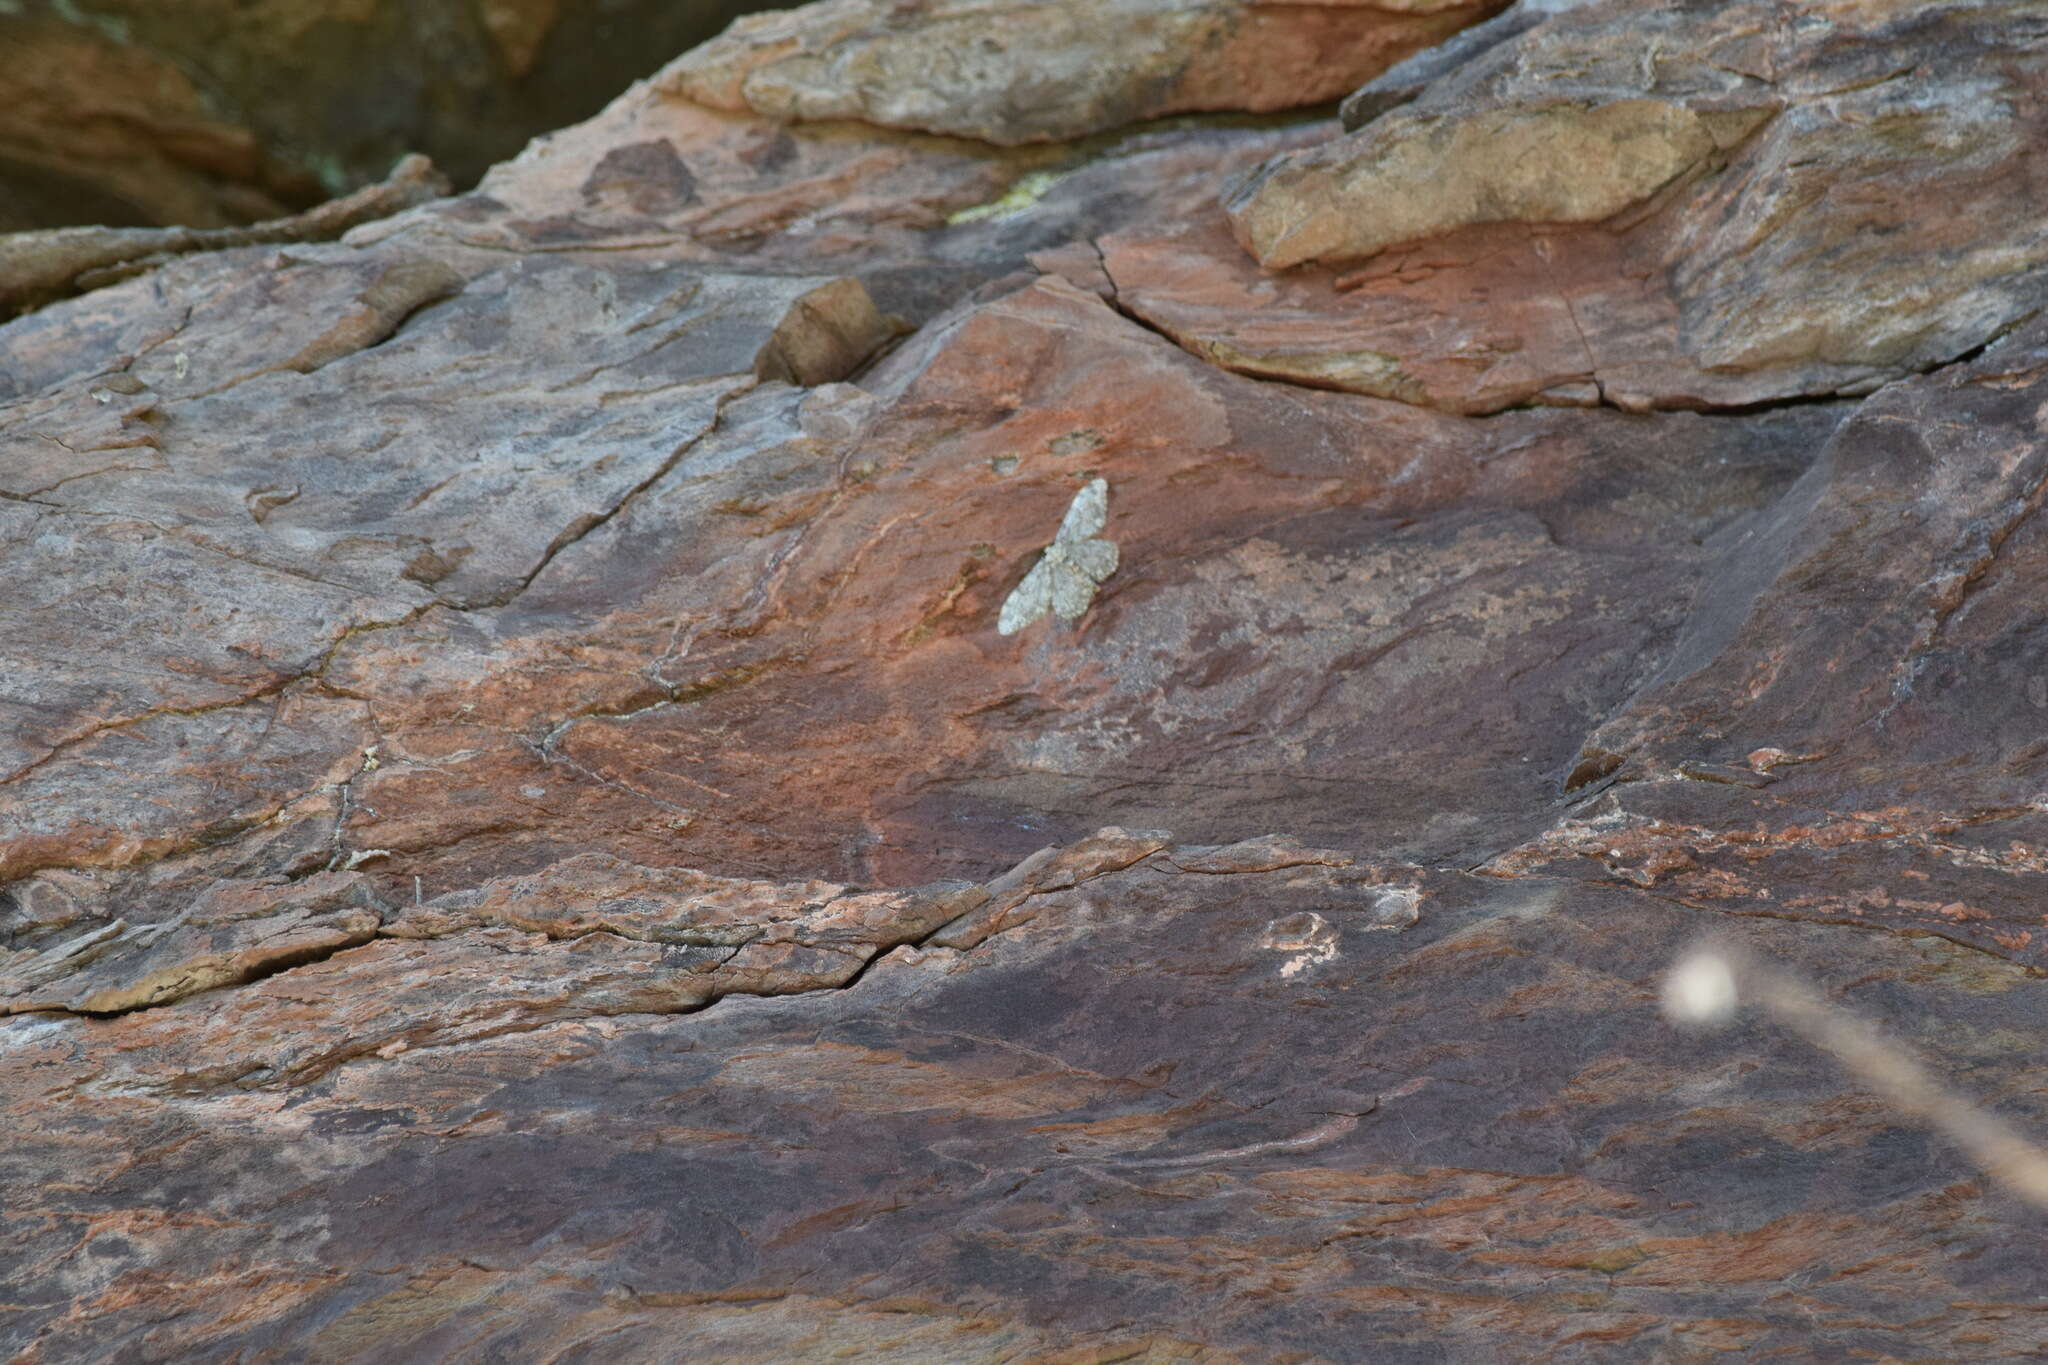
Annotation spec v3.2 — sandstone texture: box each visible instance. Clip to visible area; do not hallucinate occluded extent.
[6,0,2048,1358]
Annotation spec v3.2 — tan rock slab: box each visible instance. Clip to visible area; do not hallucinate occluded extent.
[663,0,1509,144]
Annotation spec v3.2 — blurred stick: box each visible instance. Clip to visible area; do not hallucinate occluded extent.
[1665,940,2048,1211]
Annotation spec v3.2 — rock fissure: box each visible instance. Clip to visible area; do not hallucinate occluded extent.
[71,930,383,1020]
[3,833,1344,1045]
[321,743,384,876]
[1095,220,1968,418]
[20,458,171,500]
[1881,460,2048,720]
[0,677,305,792]
[482,382,758,613]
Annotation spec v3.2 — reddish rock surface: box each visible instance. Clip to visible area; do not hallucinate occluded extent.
[5,0,2048,1359]
[1210,0,2048,411]
[662,0,1511,144]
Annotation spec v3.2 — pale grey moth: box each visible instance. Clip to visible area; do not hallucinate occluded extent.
[997,477,1118,636]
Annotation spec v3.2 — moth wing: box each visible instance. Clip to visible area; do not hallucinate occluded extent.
[1063,537,1118,585]
[1048,561,1098,621]
[998,554,1057,636]
[1055,478,1109,543]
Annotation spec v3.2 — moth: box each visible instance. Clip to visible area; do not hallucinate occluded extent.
[998,477,1118,636]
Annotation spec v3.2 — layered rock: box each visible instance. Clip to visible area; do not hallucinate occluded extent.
[0,154,451,317]
[6,0,2048,1358]
[1483,315,2048,966]
[8,836,2048,1360]
[661,0,1512,144]
[1203,0,2048,410]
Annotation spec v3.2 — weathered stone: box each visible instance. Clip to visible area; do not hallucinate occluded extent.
[6,849,2048,1359]
[1337,0,1597,131]
[7,0,2048,1357]
[1237,98,1771,270]
[0,872,383,1015]
[0,154,450,317]
[1481,315,2048,969]
[0,239,900,882]
[1102,217,1610,413]
[298,274,1837,897]
[339,64,1335,331]
[1220,0,2048,406]
[662,0,1510,144]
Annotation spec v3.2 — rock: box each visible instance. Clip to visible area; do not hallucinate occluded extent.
[1233,0,1788,264]
[1219,0,2048,406]
[7,0,2048,1357]
[662,0,1511,144]
[752,275,908,385]
[303,275,1838,894]
[0,154,451,318]
[1337,0,1597,131]
[1101,217,1613,413]
[0,245,902,882]
[7,846,2048,1359]
[1481,315,2048,969]
[0,872,384,1016]
[1232,99,1769,272]
[0,1,809,230]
